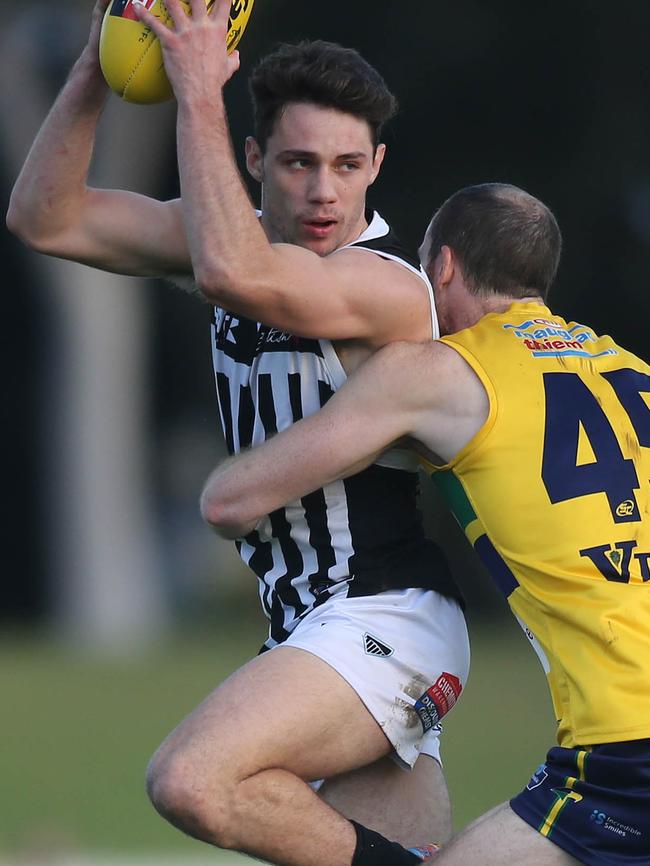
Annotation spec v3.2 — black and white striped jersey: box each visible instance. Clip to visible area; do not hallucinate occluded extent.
[211,211,461,649]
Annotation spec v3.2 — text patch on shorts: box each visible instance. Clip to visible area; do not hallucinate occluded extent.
[414,672,462,732]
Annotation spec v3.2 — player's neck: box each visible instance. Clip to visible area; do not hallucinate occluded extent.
[447,293,545,333]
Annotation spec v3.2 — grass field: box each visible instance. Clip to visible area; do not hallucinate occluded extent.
[0,613,555,862]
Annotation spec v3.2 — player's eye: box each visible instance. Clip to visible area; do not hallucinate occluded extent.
[286,158,312,170]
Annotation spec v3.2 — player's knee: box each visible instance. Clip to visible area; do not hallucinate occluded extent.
[145,750,197,829]
[146,748,237,848]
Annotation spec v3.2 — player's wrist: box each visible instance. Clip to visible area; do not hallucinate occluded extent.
[77,45,103,74]
[68,50,110,102]
[175,80,227,113]
[176,90,230,139]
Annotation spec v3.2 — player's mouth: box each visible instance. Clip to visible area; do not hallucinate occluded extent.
[302,218,339,239]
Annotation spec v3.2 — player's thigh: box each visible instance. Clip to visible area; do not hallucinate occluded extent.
[319,754,452,847]
[152,645,392,785]
[435,802,581,865]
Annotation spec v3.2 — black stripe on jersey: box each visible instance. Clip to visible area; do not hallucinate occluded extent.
[318,380,335,407]
[301,488,337,599]
[238,384,255,449]
[258,373,278,435]
[268,507,306,643]
[216,372,235,453]
[239,533,274,616]
[288,372,337,599]
[288,373,303,422]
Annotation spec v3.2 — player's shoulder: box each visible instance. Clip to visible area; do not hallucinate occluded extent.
[331,212,430,299]
[368,339,445,380]
[370,339,474,398]
[343,211,422,271]
[377,338,461,364]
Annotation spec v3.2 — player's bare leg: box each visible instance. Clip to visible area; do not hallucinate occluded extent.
[147,646,430,866]
[320,754,451,846]
[430,802,582,865]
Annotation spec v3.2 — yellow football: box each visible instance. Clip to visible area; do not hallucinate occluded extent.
[99,0,254,104]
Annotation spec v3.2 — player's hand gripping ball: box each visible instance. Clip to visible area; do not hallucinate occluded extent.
[99,0,254,104]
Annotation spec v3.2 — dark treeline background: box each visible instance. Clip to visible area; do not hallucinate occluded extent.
[3,0,649,631]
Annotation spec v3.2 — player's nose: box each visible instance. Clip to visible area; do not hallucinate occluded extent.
[307,167,338,203]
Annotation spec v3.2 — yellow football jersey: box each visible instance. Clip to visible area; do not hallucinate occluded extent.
[422,301,650,748]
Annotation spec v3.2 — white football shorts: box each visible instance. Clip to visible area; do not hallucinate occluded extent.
[277,587,470,769]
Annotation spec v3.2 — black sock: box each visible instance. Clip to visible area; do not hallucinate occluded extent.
[350,821,421,866]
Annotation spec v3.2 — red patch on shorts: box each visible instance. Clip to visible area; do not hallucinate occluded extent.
[414,673,463,732]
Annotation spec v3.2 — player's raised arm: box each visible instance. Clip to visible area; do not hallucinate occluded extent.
[134,0,432,343]
[6,0,190,278]
[180,92,429,342]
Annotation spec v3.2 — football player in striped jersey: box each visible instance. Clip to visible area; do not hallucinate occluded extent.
[7,2,469,865]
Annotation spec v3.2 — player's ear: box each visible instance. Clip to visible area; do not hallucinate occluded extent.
[369,143,387,184]
[437,246,455,288]
[245,137,264,183]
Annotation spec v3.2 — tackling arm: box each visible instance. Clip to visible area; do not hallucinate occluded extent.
[200,344,421,539]
[200,339,491,539]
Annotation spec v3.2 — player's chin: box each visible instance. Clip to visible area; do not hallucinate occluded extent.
[299,230,345,257]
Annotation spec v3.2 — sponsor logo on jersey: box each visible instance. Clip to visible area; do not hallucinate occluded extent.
[617,500,636,518]
[265,328,295,346]
[526,763,548,790]
[363,633,394,658]
[213,312,320,361]
[503,318,618,359]
[111,0,156,20]
[589,810,642,838]
[414,673,462,732]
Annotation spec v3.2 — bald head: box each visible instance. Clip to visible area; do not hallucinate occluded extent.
[421,183,562,300]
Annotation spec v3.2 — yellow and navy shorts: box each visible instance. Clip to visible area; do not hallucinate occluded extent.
[510,740,650,866]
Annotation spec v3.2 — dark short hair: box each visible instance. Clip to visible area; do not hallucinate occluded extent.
[248,40,398,151]
[425,183,562,299]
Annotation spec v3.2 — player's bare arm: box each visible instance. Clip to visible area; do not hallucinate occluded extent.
[201,340,488,538]
[6,0,191,278]
[134,0,433,344]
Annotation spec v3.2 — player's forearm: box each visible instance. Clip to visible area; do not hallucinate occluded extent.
[200,430,333,541]
[175,96,280,308]
[7,50,109,250]
[200,453,265,539]
[200,387,394,540]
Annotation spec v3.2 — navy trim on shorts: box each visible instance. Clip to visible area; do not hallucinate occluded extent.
[510,740,650,866]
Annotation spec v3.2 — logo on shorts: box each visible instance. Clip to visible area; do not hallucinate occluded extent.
[363,633,394,658]
[414,673,462,733]
[589,810,642,839]
[526,763,548,790]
